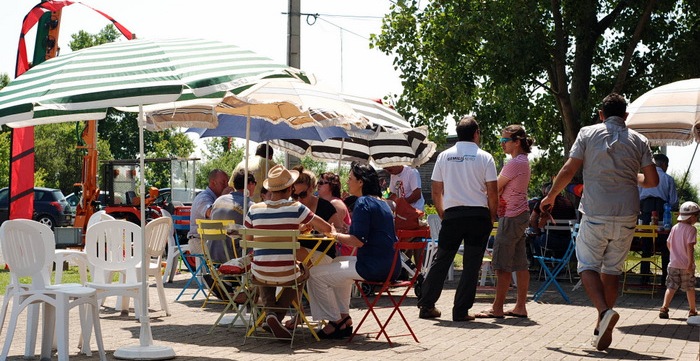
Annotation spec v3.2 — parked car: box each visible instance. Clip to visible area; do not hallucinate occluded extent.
[0,187,73,229]
[65,190,108,214]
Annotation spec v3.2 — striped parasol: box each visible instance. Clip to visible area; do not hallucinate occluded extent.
[626,78,700,146]
[0,38,298,127]
[269,96,437,168]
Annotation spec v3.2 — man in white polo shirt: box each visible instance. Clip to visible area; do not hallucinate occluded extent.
[417,115,498,322]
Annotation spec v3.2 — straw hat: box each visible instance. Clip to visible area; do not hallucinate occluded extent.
[263,164,299,192]
[677,201,700,221]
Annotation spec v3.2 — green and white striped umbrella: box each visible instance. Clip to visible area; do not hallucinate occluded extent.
[0,38,299,127]
[0,37,303,357]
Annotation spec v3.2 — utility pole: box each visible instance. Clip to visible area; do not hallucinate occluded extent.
[286,0,301,168]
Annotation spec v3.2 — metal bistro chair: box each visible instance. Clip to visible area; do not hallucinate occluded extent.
[533,222,579,303]
[172,213,209,301]
[350,238,428,346]
[239,228,314,347]
[537,219,578,282]
[622,224,661,296]
[197,219,254,333]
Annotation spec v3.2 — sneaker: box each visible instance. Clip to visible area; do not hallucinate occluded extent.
[265,315,292,339]
[419,307,441,319]
[593,309,619,351]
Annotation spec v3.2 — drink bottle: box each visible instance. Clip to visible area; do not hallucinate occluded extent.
[663,203,672,231]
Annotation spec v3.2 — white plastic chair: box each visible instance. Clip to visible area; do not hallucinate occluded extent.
[426,214,452,280]
[53,211,115,286]
[0,219,106,361]
[136,217,172,316]
[161,209,186,283]
[84,220,142,320]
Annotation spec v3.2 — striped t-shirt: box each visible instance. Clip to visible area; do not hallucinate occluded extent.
[499,153,530,218]
[244,199,314,284]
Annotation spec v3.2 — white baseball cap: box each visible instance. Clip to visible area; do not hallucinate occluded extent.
[677,201,700,221]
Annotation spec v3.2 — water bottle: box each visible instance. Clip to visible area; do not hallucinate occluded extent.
[663,203,672,231]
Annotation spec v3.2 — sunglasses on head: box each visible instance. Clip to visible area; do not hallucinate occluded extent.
[291,190,308,199]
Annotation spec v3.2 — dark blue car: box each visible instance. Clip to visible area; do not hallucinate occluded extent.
[0,187,73,229]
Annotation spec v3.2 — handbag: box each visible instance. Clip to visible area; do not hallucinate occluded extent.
[394,197,424,231]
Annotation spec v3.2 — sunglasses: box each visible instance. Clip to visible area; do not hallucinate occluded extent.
[317,180,329,186]
[291,190,308,200]
[499,137,512,144]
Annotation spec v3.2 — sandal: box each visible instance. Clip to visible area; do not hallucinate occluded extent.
[284,314,302,331]
[659,307,669,319]
[317,316,353,339]
[689,310,698,317]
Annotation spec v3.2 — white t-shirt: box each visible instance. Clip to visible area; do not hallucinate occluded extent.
[431,141,497,210]
[389,166,425,211]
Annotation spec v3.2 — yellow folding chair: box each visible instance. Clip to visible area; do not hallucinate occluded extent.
[239,228,317,347]
[622,225,661,296]
[196,219,253,333]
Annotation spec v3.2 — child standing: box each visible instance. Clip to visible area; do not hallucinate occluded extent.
[659,201,699,319]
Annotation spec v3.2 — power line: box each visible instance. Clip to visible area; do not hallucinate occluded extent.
[281,12,375,40]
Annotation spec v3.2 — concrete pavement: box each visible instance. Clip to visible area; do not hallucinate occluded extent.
[1,270,698,360]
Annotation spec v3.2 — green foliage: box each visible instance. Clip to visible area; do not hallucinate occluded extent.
[196,138,244,188]
[0,128,9,188]
[670,172,699,204]
[68,24,121,50]
[373,0,700,177]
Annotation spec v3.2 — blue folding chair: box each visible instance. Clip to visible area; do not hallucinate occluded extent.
[172,214,208,301]
[533,222,579,303]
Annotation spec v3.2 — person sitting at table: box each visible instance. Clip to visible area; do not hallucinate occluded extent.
[292,166,346,258]
[306,162,400,339]
[244,164,332,340]
[210,170,256,261]
[317,172,353,256]
[529,182,577,259]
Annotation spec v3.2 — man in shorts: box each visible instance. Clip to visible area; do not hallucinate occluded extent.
[540,93,658,351]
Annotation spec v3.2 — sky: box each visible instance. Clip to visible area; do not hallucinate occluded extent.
[1,0,698,190]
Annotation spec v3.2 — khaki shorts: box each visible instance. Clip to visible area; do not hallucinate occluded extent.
[492,212,529,272]
[666,267,696,292]
[575,214,637,275]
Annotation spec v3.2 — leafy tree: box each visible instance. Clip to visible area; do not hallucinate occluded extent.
[0,74,9,188]
[196,138,245,188]
[373,0,700,177]
[671,172,699,204]
[68,24,121,50]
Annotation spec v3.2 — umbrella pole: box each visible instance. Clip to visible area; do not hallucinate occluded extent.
[243,107,250,216]
[337,138,345,173]
[680,143,699,191]
[114,105,176,360]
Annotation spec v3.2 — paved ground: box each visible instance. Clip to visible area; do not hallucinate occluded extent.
[1,269,698,361]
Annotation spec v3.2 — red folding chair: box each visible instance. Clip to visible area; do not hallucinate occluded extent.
[349,234,427,346]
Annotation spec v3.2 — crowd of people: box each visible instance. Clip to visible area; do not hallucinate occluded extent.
[185,93,698,351]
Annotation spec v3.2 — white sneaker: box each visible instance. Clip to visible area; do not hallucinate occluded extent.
[592,309,619,351]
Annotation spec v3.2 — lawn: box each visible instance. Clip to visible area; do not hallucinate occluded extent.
[0,266,86,291]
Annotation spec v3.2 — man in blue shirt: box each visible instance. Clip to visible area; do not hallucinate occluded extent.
[639,153,678,284]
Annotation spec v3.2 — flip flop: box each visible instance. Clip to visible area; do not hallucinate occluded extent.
[504,311,528,318]
[474,311,504,319]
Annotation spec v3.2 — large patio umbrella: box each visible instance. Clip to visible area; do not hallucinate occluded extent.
[269,96,437,168]
[0,37,300,360]
[626,78,700,192]
[146,78,366,213]
[626,78,700,146]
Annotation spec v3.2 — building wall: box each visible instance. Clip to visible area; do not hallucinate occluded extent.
[418,135,457,205]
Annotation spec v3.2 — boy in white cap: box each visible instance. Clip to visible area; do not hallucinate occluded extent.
[659,201,699,319]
